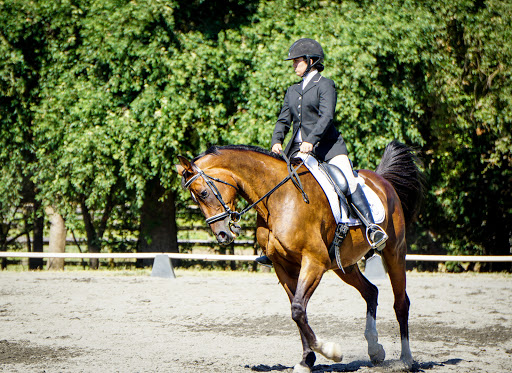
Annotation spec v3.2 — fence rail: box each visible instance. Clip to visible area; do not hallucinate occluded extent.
[7,237,255,246]
[0,252,258,261]
[1,251,511,262]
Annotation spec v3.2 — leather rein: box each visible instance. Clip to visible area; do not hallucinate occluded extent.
[184,152,309,229]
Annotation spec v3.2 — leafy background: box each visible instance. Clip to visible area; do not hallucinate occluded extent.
[1,0,510,271]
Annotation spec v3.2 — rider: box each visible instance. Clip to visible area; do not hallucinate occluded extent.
[256,38,387,266]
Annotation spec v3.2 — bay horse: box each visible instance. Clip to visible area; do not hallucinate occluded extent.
[176,141,423,372]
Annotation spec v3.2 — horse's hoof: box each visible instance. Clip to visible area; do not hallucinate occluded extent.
[313,339,343,362]
[293,363,311,373]
[400,355,414,371]
[369,343,386,365]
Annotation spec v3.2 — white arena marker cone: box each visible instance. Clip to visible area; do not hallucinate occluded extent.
[365,253,386,281]
[151,254,176,279]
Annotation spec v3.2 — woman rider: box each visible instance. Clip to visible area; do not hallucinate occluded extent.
[256,38,387,266]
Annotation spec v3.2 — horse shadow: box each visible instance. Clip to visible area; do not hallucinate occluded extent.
[248,358,464,372]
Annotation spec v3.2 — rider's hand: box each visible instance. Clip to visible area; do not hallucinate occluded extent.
[271,143,283,154]
[299,141,313,154]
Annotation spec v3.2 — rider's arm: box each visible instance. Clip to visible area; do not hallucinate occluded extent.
[271,87,292,148]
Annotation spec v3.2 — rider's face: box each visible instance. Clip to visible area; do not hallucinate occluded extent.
[293,57,309,77]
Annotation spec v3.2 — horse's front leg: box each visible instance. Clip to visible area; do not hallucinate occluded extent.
[273,263,317,372]
[280,260,343,373]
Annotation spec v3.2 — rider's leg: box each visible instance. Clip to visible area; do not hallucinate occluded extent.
[327,155,359,193]
[328,155,388,249]
[255,254,273,266]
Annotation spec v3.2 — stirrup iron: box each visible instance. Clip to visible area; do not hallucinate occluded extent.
[366,224,388,251]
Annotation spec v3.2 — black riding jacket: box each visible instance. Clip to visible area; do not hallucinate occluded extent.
[271,74,347,161]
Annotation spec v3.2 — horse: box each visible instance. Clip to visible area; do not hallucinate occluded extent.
[175,140,423,372]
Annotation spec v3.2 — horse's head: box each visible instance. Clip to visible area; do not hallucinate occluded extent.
[175,155,240,245]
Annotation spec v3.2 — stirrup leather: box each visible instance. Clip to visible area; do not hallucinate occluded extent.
[366,224,388,251]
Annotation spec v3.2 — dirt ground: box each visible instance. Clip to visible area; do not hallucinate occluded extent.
[1,269,511,373]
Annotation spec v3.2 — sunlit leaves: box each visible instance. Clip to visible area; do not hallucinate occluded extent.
[1,0,510,259]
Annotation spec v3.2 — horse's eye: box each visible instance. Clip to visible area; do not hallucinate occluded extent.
[199,190,209,199]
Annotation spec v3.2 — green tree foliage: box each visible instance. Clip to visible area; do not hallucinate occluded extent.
[0,0,51,262]
[233,0,511,266]
[0,0,510,270]
[416,0,512,265]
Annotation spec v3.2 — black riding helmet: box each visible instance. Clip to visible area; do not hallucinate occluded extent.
[285,38,324,76]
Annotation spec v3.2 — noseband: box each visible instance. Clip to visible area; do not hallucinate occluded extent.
[183,153,309,231]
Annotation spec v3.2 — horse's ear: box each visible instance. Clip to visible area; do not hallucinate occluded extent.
[175,156,194,176]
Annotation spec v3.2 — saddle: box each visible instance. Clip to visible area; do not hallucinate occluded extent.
[293,154,388,270]
[313,160,388,269]
[317,162,356,219]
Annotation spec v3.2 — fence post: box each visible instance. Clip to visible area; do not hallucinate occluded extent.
[151,254,176,279]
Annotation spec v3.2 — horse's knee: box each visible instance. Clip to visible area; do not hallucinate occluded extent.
[291,302,305,323]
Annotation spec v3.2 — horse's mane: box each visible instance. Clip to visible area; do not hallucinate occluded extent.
[193,144,284,162]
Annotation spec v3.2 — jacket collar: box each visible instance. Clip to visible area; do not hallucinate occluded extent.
[293,74,322,95]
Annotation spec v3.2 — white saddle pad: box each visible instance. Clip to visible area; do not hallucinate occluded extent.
[298,153,385,226]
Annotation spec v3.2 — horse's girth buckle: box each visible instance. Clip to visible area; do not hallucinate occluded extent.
[333,223,349,248]
[332,223,349,273]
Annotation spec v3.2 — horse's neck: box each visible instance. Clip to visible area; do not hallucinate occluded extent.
[214,151,286,207]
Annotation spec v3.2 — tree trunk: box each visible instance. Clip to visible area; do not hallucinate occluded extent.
[29,202,44,270]
[0,221,8,269]
[45,206,66,270]
[137,178,178,267]
[81,201,100,269]
[80,190,114,270]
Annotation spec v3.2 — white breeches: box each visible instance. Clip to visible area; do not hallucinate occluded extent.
[327,154,361,194]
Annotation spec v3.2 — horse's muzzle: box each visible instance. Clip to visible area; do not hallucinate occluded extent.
[216,230,234,245]
[212,215,240,245]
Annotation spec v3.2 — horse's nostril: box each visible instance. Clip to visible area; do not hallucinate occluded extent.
[218,231,228,241]
[217,231,233,245]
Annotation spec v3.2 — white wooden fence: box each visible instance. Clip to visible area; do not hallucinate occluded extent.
[0,251,511,262]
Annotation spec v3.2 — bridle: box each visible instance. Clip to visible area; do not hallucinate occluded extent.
[183,152,309,232]
[184,167,240,225]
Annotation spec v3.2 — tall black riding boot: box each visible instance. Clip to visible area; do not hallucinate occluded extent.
[255,255,273,267]
[350,184,388,250]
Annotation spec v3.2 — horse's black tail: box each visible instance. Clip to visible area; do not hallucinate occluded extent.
[376,140,425,226]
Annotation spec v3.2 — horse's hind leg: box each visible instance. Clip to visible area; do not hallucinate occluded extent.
[383,245,413,369]
[334,265,386,365]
